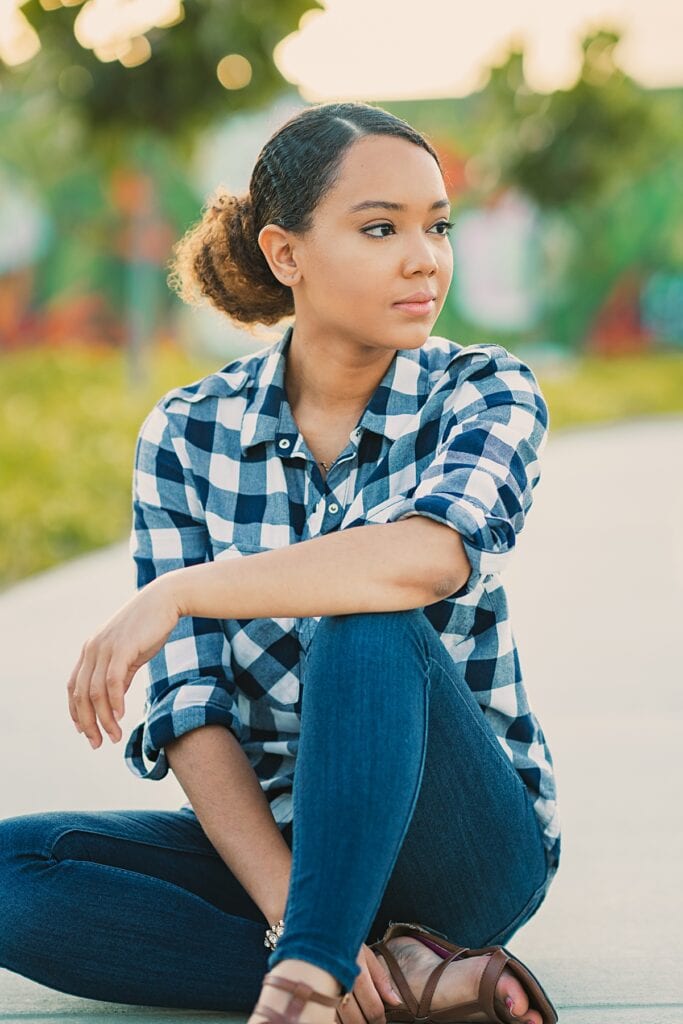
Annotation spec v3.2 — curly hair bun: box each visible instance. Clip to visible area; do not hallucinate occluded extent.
[167,184,294,328]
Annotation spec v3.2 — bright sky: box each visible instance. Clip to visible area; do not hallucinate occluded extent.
[275,0,683,98]
[1,0,681,95]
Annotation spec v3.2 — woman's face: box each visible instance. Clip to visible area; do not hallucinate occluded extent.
[261,133,454,353]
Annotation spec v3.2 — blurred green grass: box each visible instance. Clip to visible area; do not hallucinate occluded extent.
[0,341,217,592]
[1,342,682,591]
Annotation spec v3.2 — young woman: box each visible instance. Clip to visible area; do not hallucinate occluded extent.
[0,102,561,1024]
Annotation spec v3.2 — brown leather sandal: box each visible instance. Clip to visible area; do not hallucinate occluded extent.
[369,921,558,1024]
[251,970,349,1024]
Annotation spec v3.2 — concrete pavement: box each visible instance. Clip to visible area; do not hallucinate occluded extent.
[1,414,682,1022]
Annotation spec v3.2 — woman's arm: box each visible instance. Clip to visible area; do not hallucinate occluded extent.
[165,515,468,622]
[165,724,291,925]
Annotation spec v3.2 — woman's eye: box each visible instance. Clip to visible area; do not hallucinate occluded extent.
[362,222,395,238]
[361,220,454,238]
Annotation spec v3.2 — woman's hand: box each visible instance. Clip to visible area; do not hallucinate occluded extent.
[337,943,403,1024]
[67,575,181,749]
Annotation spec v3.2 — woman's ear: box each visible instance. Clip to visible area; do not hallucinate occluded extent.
[258,224,301,286]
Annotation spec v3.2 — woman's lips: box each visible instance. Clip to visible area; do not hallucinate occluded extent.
[392,297,435,315]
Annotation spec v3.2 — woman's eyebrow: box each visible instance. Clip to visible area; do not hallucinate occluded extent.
[347,199,450,214]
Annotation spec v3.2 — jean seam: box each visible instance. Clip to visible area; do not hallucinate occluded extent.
[37,855,270,925]
[481,871,549,947]
[425,652,528,794]
[359,677,431,944]
[43,826,218,862]
[424,652,549,946]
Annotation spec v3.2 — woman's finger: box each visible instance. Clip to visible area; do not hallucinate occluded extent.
[66,645,86,732]
[358,967,389,1024]
[340,955,387,1024]
[73,641,103,748]
[337,991,365,1024]
[105,656,138,725]
[365,946,402,1008]
[90,650,122,744]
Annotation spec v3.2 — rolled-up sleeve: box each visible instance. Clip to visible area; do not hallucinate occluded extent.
[123,400,243,782]
[380,344,549,593]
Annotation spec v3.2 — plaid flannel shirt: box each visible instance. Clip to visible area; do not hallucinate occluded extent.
[124,323,561,885]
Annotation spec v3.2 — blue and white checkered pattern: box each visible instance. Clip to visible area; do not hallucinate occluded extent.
[124,323,561,881]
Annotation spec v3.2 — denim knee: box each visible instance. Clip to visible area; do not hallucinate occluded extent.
[0,812,70,863]
[309,607,429,660]
[0,813,42,861]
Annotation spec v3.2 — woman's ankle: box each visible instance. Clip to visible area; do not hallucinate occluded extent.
[269,957,343,997]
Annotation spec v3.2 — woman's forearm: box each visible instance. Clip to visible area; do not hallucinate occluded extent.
[165,724,292,926]
[164,517,469,622]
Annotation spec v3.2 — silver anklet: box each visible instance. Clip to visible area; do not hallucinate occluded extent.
[264,918,285,950]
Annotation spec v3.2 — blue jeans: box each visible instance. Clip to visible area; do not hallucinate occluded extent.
[0,609,551,1010]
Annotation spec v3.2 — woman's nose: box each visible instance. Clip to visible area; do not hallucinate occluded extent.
[403,233,441,275]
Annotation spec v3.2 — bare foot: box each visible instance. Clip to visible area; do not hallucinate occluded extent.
[375,936,543,1024]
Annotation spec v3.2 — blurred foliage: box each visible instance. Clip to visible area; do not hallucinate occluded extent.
[539,350,683,428]
[0,341,215,591]
[462,29,683,207]
[1,0,320,162]
[1,341,682,591]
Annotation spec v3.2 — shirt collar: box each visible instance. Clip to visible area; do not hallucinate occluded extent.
[239,322,431,455]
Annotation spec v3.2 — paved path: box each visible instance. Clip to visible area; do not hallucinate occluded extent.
[1,414,682,1023]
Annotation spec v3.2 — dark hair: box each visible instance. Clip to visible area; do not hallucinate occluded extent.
[167,101,443,331]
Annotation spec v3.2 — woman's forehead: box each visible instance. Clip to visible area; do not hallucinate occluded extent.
[324,140,447,213]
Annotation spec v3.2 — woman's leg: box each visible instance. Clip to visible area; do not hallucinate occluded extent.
[0,807,293,1010]
[268,608,549,995]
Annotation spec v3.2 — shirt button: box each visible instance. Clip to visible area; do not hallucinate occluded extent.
[278,439,291,449]
[328,502,339,514]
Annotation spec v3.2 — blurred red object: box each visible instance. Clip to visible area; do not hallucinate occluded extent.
[38,293,125,349]
[586,270,655,355]
[0,268,39,350]
[0,270,125,351]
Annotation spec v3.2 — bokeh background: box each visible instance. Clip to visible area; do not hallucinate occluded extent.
[1,0,682,590]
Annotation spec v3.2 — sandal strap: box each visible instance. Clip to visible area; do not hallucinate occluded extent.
[373,939,470,1022]
[412,933,470,961]
[255,972,343,1024]
[252,999,295,1024]
[372,941,421,1015]
[416,952,467,1018]
[477,949,509,1021]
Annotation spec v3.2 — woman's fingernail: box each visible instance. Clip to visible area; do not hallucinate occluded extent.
[505,997,514,1013]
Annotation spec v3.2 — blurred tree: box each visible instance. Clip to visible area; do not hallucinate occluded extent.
[0,0,318,383]
[2,0,318,160]
[469,29,682,207]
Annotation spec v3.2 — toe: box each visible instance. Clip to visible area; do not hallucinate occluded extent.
[497,970,543,1024]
